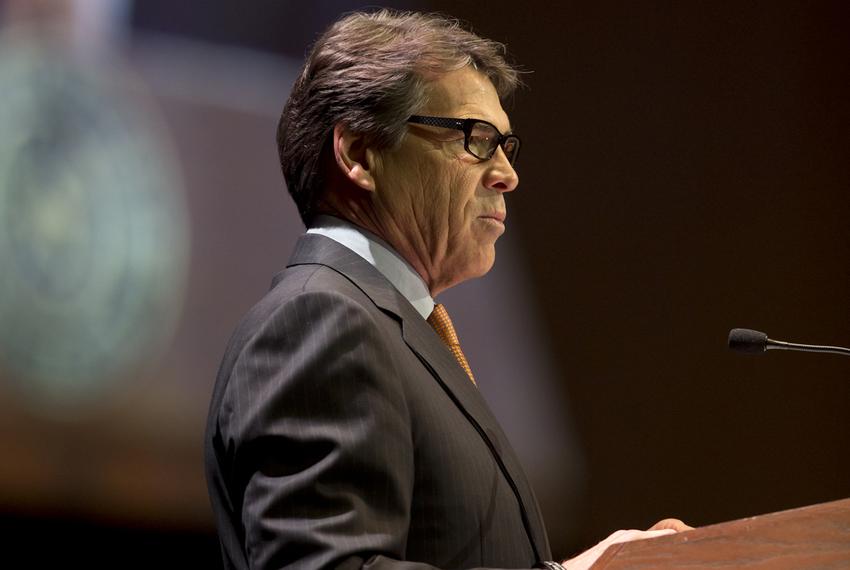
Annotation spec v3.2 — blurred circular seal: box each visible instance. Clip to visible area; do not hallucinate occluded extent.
[0,28,190,414]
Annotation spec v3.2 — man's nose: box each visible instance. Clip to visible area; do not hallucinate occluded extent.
[482,147,519,192]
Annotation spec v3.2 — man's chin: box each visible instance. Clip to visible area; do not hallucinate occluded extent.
[467,248,497,280]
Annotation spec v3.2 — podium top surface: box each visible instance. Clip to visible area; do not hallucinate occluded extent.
[591,497,850,570]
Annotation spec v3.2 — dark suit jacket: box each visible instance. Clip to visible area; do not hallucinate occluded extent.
[205,234,551,570]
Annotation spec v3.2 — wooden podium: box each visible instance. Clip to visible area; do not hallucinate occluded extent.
[590,497,850,569]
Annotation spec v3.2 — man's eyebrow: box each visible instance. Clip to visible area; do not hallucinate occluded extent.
[491,119,513,135]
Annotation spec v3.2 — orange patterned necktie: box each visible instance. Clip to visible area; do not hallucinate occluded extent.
[427,303,476,385]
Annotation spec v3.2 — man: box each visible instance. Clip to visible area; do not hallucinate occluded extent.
[205,9,688,570]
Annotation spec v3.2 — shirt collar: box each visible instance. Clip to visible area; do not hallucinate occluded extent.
[307,215,435,319]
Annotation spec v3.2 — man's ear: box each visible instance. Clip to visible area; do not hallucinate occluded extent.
[333,123,377,192]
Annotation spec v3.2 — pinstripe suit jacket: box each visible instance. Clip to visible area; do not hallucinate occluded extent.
[205,234,551,570]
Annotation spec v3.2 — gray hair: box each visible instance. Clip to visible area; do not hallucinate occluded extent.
[276,9,521,225]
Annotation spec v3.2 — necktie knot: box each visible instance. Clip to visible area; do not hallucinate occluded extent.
[427,304,476,385]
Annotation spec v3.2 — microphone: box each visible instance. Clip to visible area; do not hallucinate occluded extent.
[728,328,850,357]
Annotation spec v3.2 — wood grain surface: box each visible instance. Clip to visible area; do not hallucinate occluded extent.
[591,498,850,569]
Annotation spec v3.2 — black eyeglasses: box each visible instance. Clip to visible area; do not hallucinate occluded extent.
[407,115,521,166]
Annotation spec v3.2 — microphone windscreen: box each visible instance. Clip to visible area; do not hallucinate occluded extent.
[728,328,768,353]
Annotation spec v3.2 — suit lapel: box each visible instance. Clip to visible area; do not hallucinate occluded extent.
[283,235,485,405]
[284,233,550,559]
[399,309,552,560]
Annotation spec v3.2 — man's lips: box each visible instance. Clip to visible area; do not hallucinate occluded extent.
[479,212,507,223]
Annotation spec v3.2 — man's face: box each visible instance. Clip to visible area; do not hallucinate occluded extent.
[371,66,519,296]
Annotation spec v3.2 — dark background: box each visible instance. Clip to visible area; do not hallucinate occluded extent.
[0,1,847,567]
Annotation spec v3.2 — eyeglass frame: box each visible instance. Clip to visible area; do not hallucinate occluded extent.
[406,115,521,166]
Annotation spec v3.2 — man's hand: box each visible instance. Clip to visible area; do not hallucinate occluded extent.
[562,519,693,570]
[646,518,693,532]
